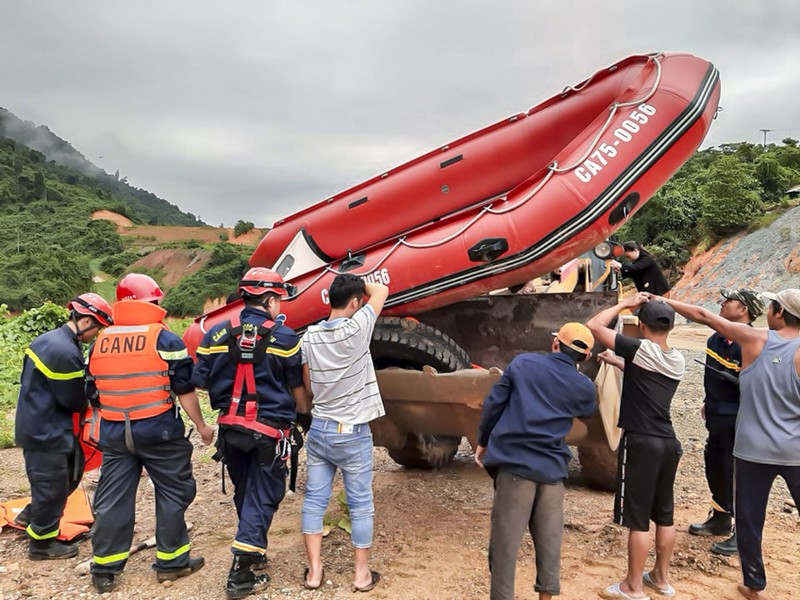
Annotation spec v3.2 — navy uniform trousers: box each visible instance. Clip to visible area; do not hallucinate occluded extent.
[23,441,84,539]
[704,413,737,513]
[221,429,287,556]
[90,436,196,574]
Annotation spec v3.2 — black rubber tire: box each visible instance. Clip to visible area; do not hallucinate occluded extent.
[371,317,471,469]
[577,446,619,491]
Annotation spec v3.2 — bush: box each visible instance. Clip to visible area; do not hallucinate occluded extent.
[0,251,93,311]
[79,219,124,257]
[99,251,140,276]
[233,220,255,237]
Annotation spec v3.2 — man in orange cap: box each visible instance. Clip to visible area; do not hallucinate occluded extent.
[476,321,597,600]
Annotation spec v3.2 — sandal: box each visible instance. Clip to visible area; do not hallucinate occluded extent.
[643,572,675,597]
[353,570,381,593]
[303,567,324,590]
[600,582,651,600]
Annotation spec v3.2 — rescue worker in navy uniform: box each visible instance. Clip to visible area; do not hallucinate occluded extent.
[87,274,214,594]
[15,293,113,560]
[192,267,309,599]
[689,288,764,556]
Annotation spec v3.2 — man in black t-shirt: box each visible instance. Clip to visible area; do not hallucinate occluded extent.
[587,293,685,600]
[688,288,763,557]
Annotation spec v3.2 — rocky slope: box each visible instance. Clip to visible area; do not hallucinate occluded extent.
[672,205,800,305]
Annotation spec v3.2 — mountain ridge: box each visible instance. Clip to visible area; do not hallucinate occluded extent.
[0,106,203,226]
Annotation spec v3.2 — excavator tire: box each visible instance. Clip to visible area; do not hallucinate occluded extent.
[371,317,471,469]
[577,446,618,491]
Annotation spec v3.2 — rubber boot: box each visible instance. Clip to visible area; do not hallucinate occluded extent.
[92,573,116,594]
[28,538,79,560]
[711,532,738,556]
[251,554,268,572]
[155,556,206,582]
[688,510,732,536]
[226,555,270,599]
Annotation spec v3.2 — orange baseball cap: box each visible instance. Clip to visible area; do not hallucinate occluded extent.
[553,322,594,355]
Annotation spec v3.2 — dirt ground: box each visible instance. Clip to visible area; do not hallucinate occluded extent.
[91,210,266,247]
[1,324,798,600]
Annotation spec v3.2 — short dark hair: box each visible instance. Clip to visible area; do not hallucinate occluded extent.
[557,341,589,362]
[243,291,279,308]
[772,300,800,327]
[329,274,365,309]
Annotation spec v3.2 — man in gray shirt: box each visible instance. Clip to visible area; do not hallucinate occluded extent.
[301,275,388,593]
[650,289,800,600]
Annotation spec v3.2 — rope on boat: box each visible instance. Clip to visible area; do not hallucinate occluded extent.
[552,54,662,174]
[289,54,663,290]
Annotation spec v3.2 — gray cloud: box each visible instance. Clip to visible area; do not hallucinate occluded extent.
[2,1,799,226]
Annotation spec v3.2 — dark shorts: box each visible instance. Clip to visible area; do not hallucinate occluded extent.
[614,432,682,531]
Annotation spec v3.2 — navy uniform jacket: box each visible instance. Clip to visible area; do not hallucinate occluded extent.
[86,330,196,446]
[192,307,303,424]
[15,324,86,450]
[478,352,597,484]
[704,332,742,417]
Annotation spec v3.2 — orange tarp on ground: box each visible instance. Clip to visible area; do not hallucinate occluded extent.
[0,487,93,541]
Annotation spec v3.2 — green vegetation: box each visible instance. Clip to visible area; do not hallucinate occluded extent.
[99,251,142,277]
[161,243,251,316]
[619,139,800,271]
[0,109,206,311]
[234,219,255,237]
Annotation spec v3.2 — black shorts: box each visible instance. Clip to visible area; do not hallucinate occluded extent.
[614,432,682,531]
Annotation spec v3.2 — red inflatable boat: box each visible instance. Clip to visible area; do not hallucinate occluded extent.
[185,52,720,350]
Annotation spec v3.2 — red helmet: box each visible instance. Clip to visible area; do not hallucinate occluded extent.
[239,268,289,297]
[67,293,114,327]
[116,273,164,302]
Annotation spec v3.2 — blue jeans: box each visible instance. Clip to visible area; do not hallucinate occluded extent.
[301,418,374,548]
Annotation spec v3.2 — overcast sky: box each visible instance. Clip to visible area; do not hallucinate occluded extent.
[2,1,799,226]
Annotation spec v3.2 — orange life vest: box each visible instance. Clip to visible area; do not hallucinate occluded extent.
[89,301,174,425]
[74,406,102,472]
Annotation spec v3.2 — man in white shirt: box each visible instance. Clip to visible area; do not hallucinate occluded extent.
[301,275,388,593]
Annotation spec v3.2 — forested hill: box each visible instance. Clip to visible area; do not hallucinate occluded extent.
[0,107,203,226]
[0,107,206,310]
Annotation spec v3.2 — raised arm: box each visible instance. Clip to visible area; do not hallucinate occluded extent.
[586,292,649,349]
[648,294,766,346]
[647,293,767,366]
[364,282,389,317]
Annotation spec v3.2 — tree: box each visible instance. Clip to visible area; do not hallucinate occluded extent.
[33,171,46,200]
[700,156,762,235]
[754,155,793,203]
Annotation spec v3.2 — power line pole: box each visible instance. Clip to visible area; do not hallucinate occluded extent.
[760,128,773,148]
